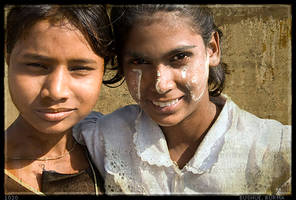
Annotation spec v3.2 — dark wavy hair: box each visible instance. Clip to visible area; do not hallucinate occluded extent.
[110,4,228,96]
[5,4,120,86]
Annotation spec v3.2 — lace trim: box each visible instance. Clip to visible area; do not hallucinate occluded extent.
[133,109,172,167]
[104,148,146,194]
[133,95,232,174]
[102,108,146,194]
[186,98,233,174]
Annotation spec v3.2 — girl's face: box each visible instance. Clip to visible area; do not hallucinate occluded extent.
[7,20,104,134]
[122,12,220,127]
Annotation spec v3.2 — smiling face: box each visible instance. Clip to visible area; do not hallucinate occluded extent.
[7,20,104,134]
[122,12,220,127]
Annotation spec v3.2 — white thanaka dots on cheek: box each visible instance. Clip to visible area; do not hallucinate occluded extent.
[157,71,161,77]
[191,75,198,84]
[185,82,192,94]
[189,55,210,102]
[186,82,199,102]
[191,77,198,84]
[132,69,142,101]
[181,66,188,79]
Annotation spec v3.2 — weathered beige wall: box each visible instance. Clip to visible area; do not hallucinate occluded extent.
[211,5,291,125]
[4,5,291,129]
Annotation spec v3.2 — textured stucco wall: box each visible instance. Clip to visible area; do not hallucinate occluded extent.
[212,5,291,125]
[4,5,291,129]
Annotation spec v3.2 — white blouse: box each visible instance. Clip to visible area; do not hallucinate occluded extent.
[73,95,291,195]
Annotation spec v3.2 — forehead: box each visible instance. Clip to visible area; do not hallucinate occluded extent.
[21,19,79,39]
[137,11,197,33]
[123,12,204,57]
[11,19,93,58]
[20,19,87,46]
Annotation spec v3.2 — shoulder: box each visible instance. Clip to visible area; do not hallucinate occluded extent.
[73,105,141,144]
[72,111,104,145]
[226,98,291,193]
[229,98,291,160]
[230,99,290,139]
[99,104,141,139]
[101,104,141,125]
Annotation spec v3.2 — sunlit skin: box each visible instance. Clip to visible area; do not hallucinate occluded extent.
[5,20,104,190]
[122,12,221,168]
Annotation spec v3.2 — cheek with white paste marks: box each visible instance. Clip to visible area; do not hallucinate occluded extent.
[126,69,142,103]
[183,55,209,102]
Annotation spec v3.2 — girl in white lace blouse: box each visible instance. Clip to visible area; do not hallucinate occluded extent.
[73,5,291,195]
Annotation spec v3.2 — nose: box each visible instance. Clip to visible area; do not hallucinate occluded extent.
[40,67,70,101]
[154,64,175,94]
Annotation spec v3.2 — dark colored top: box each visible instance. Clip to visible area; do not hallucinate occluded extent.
[5,147,104,195]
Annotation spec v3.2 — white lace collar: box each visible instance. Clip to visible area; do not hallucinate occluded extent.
[133,109,173,167]
[185,97,233,174]
[132,95,234,174]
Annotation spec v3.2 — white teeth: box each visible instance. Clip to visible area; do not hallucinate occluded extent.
[152,98,179,108]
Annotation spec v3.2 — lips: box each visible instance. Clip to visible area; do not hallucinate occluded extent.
[152,98,180,108]
[35,108,76,122]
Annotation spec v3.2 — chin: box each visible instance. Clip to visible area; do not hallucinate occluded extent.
[157,123,174,127]
[38,127,72,135]
[32,121,73,135]
[152,117,180,127]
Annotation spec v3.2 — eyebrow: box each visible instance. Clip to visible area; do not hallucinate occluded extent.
[165,45,197,57]
[124,45,197,59]
[22,53,97,64]
[22,53,55,62]
[68,59,97,65]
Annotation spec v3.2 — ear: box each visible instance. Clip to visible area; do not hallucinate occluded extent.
[207,31,220,67]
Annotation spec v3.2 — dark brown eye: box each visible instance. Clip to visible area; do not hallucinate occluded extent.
[26,63,46,69]
[170,52,192,67]
[69,66,93,71]
[171,52,192,62]
[172,52,187,61]
[129,58,149,65]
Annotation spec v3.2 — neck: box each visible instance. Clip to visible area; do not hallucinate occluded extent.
[162,96,218,150]
[161,96,220,169]
[5,115,74,159]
